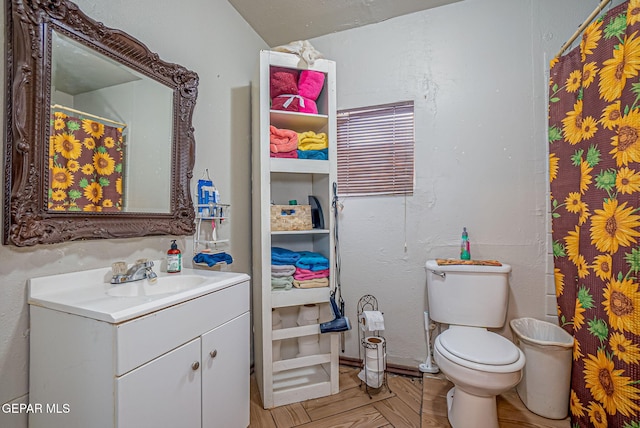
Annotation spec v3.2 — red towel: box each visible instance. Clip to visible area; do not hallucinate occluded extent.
[270,151,298,158]
[270,67,299,98]
[271,95,318,114]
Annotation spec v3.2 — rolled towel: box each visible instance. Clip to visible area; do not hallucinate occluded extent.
[293,278,329,289]
[297,149,328,160]
[271,247,301,265]
[298,70,325,101]
[270,125,298,153]
[270,67,299,98]
[271,95,318,114]
[298,131,328,151]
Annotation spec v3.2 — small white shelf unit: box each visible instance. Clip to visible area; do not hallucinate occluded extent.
[251,50,339,408]
[193,202,231,268]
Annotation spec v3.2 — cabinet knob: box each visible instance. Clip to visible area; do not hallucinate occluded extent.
[209,350,218,359]
[191,361,200,370]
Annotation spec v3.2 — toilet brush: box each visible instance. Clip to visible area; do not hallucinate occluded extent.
[419,311,439,373]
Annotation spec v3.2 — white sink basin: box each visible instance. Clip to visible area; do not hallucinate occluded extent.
[106,275,208,297]
[28,264,250,323]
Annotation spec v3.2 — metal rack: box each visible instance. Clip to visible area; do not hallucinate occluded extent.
[357,294,390,397]
[193,202,231,267]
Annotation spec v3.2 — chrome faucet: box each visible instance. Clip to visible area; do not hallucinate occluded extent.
[111,260,157,284]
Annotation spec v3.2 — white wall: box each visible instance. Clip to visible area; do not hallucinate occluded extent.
[0,1,266,427]
[309,0,603,367]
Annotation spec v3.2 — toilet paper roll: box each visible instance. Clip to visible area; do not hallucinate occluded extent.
[358,369,384,389]
[272,309,281,326]
[297,304,319,325]
[298,334,320,346]
[296,339,321,357]
[272,340,282,361]
[359,311,385,331]
[363,336,386,371]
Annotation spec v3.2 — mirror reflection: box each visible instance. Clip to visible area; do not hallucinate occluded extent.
[49,31,173,213]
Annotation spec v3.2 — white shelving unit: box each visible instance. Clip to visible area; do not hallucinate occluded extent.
[251,50,339,408]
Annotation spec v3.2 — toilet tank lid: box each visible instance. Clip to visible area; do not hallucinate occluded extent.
[426,259,511,273]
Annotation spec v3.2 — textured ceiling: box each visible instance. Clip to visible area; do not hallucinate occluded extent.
[226,0,462,47]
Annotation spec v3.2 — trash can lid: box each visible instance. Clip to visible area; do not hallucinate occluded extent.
[439,327,521,365]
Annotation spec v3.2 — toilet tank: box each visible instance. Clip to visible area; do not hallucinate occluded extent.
[425,260,512,328]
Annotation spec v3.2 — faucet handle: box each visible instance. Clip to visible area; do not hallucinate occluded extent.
[112,261,128,275]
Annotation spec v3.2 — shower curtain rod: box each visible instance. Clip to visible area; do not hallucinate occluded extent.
[556,0,612,58]
[51,104,127,128]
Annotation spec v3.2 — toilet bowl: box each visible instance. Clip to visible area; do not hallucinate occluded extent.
[433,326,525,428]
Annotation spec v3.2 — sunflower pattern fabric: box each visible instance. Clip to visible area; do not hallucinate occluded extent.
[49,112,124,212]
[549,2,640,427]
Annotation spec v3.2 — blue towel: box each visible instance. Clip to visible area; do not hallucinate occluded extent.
[271,247,301,265]
[297,148,328,160]
[295,251,329,271]
[193,252,233,267]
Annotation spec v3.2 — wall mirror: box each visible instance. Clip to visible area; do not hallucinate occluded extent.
[4,0,199,246]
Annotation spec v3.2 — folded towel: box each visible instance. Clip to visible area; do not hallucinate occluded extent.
[294,267,330,280]
[270,150,298,158]
[271,247,301,265]
[270,67,299,98]
[193,252,233,266]
[295,251,329,271]
[293,278,329,289]
[297,149,328,160]
[272,264,296,277]
[270,125,298,153]
[271,276,294,290]
[298,70,325,101]
[298,131,328,151]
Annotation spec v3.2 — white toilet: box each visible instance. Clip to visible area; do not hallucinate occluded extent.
[425,260,525,428]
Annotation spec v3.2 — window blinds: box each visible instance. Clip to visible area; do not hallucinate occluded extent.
[336,101,414,196]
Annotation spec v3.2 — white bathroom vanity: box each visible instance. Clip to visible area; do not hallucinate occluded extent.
[28,265,250,428]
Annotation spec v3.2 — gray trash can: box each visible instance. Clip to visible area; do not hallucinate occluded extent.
[510,317,574,419]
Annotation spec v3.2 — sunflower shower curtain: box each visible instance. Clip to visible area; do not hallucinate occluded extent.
[49,111,124,212]
[549,1,640,427]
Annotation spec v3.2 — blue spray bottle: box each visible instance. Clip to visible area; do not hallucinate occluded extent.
[460,227,471,260]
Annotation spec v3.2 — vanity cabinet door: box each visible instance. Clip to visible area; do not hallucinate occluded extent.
[202,312,250,428]
[116,338,201,428]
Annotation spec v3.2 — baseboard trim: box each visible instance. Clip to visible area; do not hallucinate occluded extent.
[339,356,421,378]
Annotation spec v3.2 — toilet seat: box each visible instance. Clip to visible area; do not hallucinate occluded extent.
[435,327,525,374]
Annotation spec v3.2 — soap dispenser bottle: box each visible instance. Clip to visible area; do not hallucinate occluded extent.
[167,240,182,273]
[460,227,471,260]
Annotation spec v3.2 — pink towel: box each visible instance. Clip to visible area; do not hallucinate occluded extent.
[298,70,325,101]
[270,150,298,158]
[294,267,329,280]
[270,67,299,98]
[270,125,298,153]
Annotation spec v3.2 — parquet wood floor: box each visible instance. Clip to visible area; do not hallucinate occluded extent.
[249,366,570,428]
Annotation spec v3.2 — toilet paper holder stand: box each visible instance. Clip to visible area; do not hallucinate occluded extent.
[357,294,390,397]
